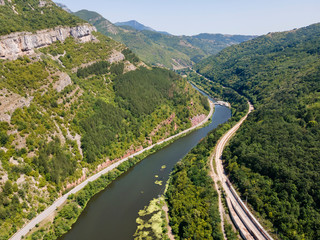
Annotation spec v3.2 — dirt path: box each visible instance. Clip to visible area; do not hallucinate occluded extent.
[10,100,214,240]
[162,203,175,240]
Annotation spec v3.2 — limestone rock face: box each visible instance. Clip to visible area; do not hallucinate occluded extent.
[0,24,97,60]
[0,89,34,122]
[38,0,46,7]
[54,72,72,92]
[124,61,137,73]
[108,50,125,63]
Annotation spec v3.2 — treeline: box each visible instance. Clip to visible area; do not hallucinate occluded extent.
[26,147,159,240]
[0,122,9,147]
[166,132,223,240]
[122,48,139,63]
[110,62,124,75]
[80,99,130,163]
[77,61,110,78]
[166,70,248,240]
[114,68,186,117]
[33,138,76,184]
[79,68,192,163]
[196,23,320,239]
[178,69,248,121]
[166,114,246,240]
[76,51,138,78]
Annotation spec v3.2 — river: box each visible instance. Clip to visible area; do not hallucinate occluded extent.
[60,91,231,240]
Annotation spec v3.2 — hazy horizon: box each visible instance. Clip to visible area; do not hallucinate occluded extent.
[58,0,320,36]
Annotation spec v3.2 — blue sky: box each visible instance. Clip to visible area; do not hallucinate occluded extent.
[58,0,320,36]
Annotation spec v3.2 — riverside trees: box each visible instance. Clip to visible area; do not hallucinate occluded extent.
[196,23,320,240]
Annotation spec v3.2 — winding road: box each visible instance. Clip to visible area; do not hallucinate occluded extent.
[10,101,215,240]
[211,101,274,240]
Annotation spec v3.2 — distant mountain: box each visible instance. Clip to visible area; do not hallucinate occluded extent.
[74,9,119,34]
[192,33,255,43]
[54,2,72,13]
[115,20,155,32]
[74,10,256,69]
[115,20,171,35]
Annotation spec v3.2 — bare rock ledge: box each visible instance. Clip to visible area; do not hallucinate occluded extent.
[0,24,97,60]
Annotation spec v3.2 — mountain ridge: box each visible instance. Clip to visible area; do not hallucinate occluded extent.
[0,1,209,239]
[115,20,155,32]
[54,2,72,13]
[74,9,256,69]
[115,20,171,35]
[196,22,320,240]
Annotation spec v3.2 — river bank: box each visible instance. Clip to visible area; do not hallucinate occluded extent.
[58,103,230,239]
[11,100,214,240]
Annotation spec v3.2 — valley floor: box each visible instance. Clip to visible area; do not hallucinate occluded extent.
[10,101,214,240]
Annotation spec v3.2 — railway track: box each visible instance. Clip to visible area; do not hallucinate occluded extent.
[213,101,274,240]
[226,180,273,240]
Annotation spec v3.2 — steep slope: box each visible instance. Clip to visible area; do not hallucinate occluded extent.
[196,23,320,240]
[0,0,83,35]
[73,10,255,69]
[0,1,209,239]
[54,2,72,13]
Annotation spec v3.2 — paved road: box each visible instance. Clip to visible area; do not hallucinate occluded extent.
[10,101,215,240]
[210,154,228,239]
[213,102,273,240]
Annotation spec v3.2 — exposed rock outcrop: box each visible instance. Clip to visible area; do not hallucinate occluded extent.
[0,24,97,60]
[0,89,33,122]
[190,114,206,127]
[38,0,47,7]
[66,128,83,157]
[108,50,125,63]
[124,60,137,73]
[53,72,72,92]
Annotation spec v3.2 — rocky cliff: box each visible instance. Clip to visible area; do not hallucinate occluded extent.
[0,24,97,60]
[0,89,33,122]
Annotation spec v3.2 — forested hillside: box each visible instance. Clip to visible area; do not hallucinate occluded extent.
[0,0,83,35]
[166,69,248,240]
[73,10,255,69]
[0,1,208,239]
[196,23,320,240]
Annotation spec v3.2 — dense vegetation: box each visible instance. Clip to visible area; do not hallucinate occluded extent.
[114,68,187,117]
[196,23,320,239]
[133,196,169,240]
[80,100,127,163]
[26,140,176,240]
[0,0,83,35]
[34,138,76,184]
[166,132,223,240]
[73,10,255,69]
[26,152,149,240]
[177,69,248,122]
[0,20,208,239]
[76,61,110,78]
[166,70,248,240]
